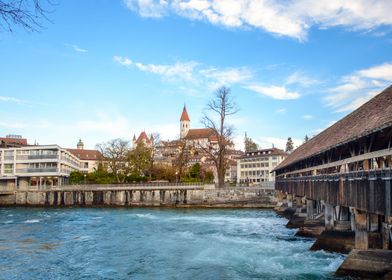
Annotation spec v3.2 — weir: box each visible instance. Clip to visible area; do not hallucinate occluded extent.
[0,184,276,208]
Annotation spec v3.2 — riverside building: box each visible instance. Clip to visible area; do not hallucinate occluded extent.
[0,145,81,190]
[237,148,288,185]
[67,139,102,173]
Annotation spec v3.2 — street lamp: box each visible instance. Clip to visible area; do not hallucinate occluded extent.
[84,174,87,185]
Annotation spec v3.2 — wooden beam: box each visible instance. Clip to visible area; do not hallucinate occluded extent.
[279,148,392,177]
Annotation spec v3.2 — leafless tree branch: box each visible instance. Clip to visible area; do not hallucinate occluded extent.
[0,0,54,32]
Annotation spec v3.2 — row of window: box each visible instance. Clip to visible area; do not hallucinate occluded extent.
[241,170,270,177]
[239,178,267,183]
[241,163,270,168]
[241,156,283,162]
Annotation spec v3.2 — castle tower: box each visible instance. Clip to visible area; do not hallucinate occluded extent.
[77,139,84,150]
[180,105,190,139]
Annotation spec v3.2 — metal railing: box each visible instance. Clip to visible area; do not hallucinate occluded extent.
[16,154,58,160]
[16,168,58,173]
[277,168,392,183]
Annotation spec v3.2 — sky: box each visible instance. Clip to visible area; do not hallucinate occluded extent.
[0,0,391,151]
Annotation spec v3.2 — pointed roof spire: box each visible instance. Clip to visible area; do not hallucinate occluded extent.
[180,105,190,121]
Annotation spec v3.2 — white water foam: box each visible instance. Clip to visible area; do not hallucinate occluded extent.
[23,219,40,224]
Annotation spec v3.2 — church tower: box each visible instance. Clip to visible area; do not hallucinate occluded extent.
[77,139,84,150]
[180,105,190,139]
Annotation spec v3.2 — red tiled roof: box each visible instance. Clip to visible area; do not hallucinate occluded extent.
[180,106,190,121]
[275,85,392,171]
[185,128,215,140]
[67,149,103,161]
[0,137,28,146]
[135,131,153,144]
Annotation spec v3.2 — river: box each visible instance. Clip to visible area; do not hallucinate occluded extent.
[0,207,345,279]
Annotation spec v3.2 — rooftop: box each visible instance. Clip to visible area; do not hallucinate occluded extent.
[240,148,288,159]
[180,106,190,122]
[67,149,103,161]
[275,85,392,171]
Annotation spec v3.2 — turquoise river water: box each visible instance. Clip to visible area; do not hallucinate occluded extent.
[0,207,346,280]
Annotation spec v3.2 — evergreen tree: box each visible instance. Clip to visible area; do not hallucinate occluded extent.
[285,137,294,153]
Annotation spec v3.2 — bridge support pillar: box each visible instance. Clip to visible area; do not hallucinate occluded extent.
[306,199,315,220]
[382,221,391,249]
[355,210,369,250]
[324,203,334,231]
[287,194,293,208]
[335,206,351,231]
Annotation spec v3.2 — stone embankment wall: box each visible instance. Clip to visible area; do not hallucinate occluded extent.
[0,185,276,208]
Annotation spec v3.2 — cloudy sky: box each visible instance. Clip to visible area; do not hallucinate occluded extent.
[1,0,391,150]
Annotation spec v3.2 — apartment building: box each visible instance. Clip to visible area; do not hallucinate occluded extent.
[237,148,288,185]
[0,145,81,190]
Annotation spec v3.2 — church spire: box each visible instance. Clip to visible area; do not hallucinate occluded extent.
[180,105,190,122]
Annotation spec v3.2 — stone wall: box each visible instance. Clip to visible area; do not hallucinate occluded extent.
[0,187,275,208]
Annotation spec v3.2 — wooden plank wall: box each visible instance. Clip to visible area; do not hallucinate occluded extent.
[276,170,392,216]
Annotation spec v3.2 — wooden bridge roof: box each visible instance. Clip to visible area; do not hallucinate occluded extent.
[275,85,392,171]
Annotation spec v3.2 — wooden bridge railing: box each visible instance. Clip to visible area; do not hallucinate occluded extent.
[276,169,392,217]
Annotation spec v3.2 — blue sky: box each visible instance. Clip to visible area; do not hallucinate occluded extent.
[1,0,391,150]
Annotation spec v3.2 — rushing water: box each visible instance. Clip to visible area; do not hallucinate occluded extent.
[0,207,345,280]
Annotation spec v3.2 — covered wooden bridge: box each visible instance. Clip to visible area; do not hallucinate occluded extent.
[275,85,392,250]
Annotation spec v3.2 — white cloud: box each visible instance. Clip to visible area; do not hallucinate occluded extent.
[0,96,31,105]
[325,62,392,112]
[65,44,88,53]
[72,45,87,53]
[199,67,252,87]
[123,0,392,40]
[286,72,318,87]
[303,114,313,120]
[358,63,392,80]
[114,55,254,90]
[258,136,302,150]
[124,0,169,17]
[134,60,198,82]
[115,55,308,100]
[113,56,133,66]
[245,84,300,100]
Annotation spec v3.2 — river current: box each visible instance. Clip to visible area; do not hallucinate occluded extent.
[0,208,345,279]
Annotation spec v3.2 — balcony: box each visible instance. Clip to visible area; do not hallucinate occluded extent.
[4,156,14,161]
[16,154,58,160]
[16,168,58,173]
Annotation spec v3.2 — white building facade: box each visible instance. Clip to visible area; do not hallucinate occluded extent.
[0,145,81,190]
[237,148,288,185]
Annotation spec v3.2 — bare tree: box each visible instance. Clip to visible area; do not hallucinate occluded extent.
[173,139,190,183]
[201,86,238,188]
[96,139,131,183]
[0,0,53,32]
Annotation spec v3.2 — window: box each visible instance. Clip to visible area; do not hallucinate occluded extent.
[4,164,13,174]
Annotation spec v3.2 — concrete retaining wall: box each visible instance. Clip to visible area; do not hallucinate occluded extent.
[0,187,275,208]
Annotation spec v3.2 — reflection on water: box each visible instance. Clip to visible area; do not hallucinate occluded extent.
[0,207,345,280]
